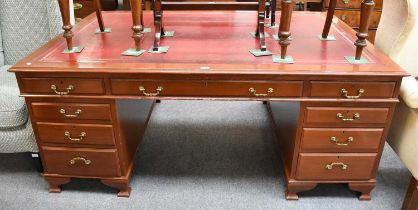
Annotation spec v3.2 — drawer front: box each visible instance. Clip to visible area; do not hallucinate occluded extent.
[43,147,121,177]
[296,153,377,180]
[310,81,395,98]
[325,0,383,10]
[301,128,383,152]
[305,107,389,124]
[111,80,303,98]
[74,0,118,19]
[21,78,105,95]
[36,123,115,146]
[74,0,95,19]
[334,10,381,29]
[31,103,112,121]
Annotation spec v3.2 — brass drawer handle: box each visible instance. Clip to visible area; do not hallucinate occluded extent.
[64,131,86,141]
[60,109,82,118]
[69,156,91,165]
[330,136,354,146]
[342,0,350,4]
[325,162,348,170]
[74,3,83,10]
[139,86,163,96]
[336,113,360,121]
[51,85,74,95]
[341,15,347,21]
[249,87,274,97]
[341,88,365,99]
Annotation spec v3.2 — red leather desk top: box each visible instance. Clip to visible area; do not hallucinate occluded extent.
[11,11,406,76]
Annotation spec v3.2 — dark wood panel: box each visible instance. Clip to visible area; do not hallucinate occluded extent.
[310,81,395,98]
[36,122,116,146]
[43,146,121,177]
[296,153,377,180]
[31,103,112,121]
[305,107,389,124]
[115,99,155,175]
[301,128,383,152]
[267,101,302,176]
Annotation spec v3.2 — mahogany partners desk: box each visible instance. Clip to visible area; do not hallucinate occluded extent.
[10,11,408,200]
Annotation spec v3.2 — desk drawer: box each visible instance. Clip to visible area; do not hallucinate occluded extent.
[325,0,383,10]
[110,80,303,98]
[36,123,115,146]
[334,10,381,29]
[20,78,105,95]
[310,82,395,99]
[43,147,121,177]
[31,103,112,121]
[296,153,377,180]
[301,128,383,152]
[305,107,389,125]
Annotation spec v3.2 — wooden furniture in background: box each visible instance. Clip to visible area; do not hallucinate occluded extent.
[10,11,407,198]
[322,0,375,60]
[74,0,118,21]
[322,0,383,43]
[151,0,268,52]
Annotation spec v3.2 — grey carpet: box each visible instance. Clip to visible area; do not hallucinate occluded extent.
[0,101,411,210]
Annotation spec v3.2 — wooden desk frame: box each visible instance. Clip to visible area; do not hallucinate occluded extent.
[11,11,407,200]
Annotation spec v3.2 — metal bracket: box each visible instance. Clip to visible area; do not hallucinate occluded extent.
[249,49,272,57]
[95,28,111,33]
[163,31,175,37]
[265,23,278,29]
[149,46,170,53]
[63,46,84,53]
[318,35,336,41]
[345,56,369,64]
[272,55,294,64]
[250,32,270,38]
[122,49,146,56]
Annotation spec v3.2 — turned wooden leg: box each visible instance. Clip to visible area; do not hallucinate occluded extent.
[348,182,375,200]
[94,0,105,32]
[278,0,294,59]
[153,0,163,51]
[401,177,418,210]
[256,0,267,51]
[130,0,144,51]
[354,0,375,60]
[101,179,132,197]
[57,0,73,51]
[322,0,336,39]
[270,0,277,26]
[44,176,71,193]
[286,181,317,200]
